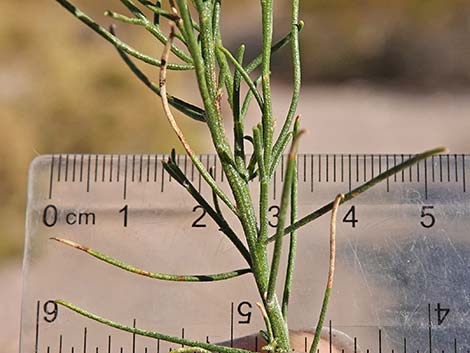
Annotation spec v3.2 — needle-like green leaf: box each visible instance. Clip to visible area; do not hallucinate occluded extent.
[109,26,205,122]
[51,237,250,282]
[56,300,255,353]
[268,147,448,242]
[56,0,193,70]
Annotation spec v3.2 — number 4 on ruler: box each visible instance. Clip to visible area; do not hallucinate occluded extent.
[435,303,450,325]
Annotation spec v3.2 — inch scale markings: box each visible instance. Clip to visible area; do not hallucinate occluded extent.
[25,154,470,353]
[33,299,458,353]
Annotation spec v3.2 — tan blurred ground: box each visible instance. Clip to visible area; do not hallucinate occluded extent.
[1,0,470,351]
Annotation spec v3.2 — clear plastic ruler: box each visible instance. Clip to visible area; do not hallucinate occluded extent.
[21,154,470,353]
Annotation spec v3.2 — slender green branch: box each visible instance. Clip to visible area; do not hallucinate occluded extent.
[270,0,302,176]
[196,1,218,102]
[253,125,268,246]
[56,300,255,353]
[218,46,264,110]
[282,117,300,319]
[309,194,344,353]
[55,0,193,70]
[269,147,447,242]
[233,45,247,179]
[51,237,250,282]
[105,7,193,63]
[177,1,266,302]
[269,131,293,177]
[109,25,206,122]
[264,129,304,353]
[240,76,262,121]
[266,129,305,302]
[244,21,304,75]
[213,0,234,108]
[260,0,275,166]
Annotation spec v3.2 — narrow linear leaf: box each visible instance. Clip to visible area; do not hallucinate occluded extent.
[109,26,206,122]
[218,46,264,110]
[282,117,300,318]
[268,147,447,242]
[56,0,193,70]
[56,300,255,353]
[51,237,250,282]
[105,9,193,63]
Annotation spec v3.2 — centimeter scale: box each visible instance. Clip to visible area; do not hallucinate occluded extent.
[21,154,470,353]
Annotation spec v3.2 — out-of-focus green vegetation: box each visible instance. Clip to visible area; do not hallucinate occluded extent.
[0,1,207,262]
[1,0,469,262]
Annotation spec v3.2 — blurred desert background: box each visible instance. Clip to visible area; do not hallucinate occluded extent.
[1,1,470,352]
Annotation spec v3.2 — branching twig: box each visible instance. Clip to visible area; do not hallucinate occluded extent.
[159,16,238,216]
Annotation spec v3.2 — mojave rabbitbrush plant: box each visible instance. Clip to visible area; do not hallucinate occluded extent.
[50,1,445,352]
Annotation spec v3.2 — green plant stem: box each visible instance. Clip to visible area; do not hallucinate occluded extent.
[176,0,266,290]
[241,76,262,121]
[270,0,301,176]
[282,118,300,319]
[56,300,254,353]
[55,0,193,70]
[213,0,234,108]
[269,147,447,242]
[253,125,269,246]
[159,24,239,217]
[233,45,247,179]
[244,22,304,75]
[265,129,303,353]
[196,1,218,102]
[260,0,274,167]
[267,130,304,303]
[50,237,250,282]
[104,9,193,63]
[218,46,264,110]
[177,4,289,346]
